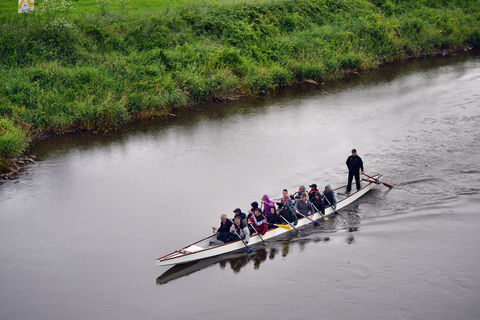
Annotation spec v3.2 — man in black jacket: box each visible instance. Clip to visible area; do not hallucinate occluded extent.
[212,214,233,243]
[346,149,364,194]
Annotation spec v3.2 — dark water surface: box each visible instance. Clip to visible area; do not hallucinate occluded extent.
[1,53,480,320]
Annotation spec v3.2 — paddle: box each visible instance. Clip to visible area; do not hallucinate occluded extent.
[322,193,339,215]
[279,215,305,236]
[362,173,394,189]
[311,203,328,221]
[233,229,252,253]
[296,211,321,226]
[274,224,291,230]
[249,223,268,246]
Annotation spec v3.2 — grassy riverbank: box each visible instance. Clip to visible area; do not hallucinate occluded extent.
[0,0,479,167]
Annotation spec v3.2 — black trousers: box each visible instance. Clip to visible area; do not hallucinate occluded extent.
[347,170,361,192]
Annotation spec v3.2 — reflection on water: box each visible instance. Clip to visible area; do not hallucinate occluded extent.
[156,217,360,285]
[157,245,285,285]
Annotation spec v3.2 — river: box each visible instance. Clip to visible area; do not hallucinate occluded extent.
[1,52,479,320]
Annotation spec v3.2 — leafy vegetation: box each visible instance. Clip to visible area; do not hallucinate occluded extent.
[0,0,479,161]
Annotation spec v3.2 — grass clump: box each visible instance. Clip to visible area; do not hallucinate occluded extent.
[0,0,479,159]
[0,118,28,165]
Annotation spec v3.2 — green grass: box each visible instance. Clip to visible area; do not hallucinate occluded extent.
[0,118,28,166]
[0,0,479,162]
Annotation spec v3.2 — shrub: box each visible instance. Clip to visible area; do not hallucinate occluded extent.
[0,118,28,159]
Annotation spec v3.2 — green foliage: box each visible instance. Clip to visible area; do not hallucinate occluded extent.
[0,118,28,160]
[0,0,479,159]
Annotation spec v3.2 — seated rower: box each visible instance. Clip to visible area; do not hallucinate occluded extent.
[292,186,306,200]
[248,208,268,236]
[261,194,275,215]
[323,184,337,209]
[233,208,247,225]
[295,192,314,218]
[267,205,284,228]
[212,214,233,243]
[280,189,293,205]
[248,201,259,219]
[279,201,298,226]
[227,217,250,243]
[308,184,319,201]
[311,192,326,217]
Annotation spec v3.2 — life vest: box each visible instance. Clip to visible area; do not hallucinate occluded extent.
[281,196,292,203]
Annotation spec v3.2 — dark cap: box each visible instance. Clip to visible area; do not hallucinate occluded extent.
[351,148,357,153]
[233,208,241,213]
[309,184,317,189]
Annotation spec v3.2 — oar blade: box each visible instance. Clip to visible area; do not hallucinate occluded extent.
[382,181,394,189]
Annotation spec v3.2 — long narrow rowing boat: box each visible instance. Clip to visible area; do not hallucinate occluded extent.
[156,174,382,266]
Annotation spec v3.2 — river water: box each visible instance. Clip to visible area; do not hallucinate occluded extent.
[1,53,479,320]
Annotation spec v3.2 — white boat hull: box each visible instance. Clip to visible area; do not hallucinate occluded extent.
[157,175,380,266]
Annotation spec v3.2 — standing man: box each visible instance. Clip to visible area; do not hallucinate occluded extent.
[346,148,364,194]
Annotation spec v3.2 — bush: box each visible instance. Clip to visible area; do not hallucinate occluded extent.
[0,118,28,159]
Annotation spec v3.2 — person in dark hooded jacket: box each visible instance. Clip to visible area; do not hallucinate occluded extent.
[311,192,325,215]
[279,201,298,225]
[323,185,337,209]
[248,201,259,219]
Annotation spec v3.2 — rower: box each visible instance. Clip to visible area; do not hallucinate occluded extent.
[294,192,314,218]
[212,214,233,243]
[248,208,268,236]
[227,217,250,243]
[279,201,298,226]
[323,185,337,209]
[292,186,306,200]
[248,201,259,219]
[267,204,283,228]
[233,208,247,225]
[308,184,319,201]
[280,189,293,205]
[346,148,364,194]
[261,194,275,215]
[311,192,325,215]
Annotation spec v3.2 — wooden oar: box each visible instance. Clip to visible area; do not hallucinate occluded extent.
[249,223,268,246]
[311,203,328,221]
[233,229,252,253]
[296,212,321,226]
[362,173,393,189]
[280,215,305,236]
